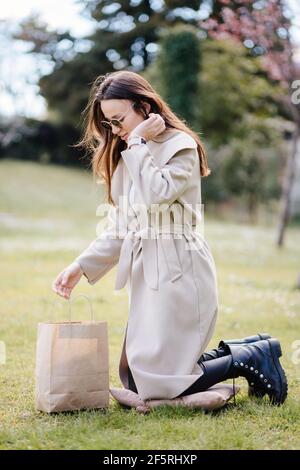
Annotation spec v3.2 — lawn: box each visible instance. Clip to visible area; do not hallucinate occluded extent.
[0,158,299,450]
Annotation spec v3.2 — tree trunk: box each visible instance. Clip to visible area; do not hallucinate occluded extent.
[276,125,300,247]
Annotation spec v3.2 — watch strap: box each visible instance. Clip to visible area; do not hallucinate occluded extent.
[127,135,147,148]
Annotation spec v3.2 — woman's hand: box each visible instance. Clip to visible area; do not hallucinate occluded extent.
[52,261,83,299]
[129,113,166,142]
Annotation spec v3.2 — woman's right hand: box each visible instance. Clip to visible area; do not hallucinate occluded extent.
[52,261,84,299]
[129,113,166,142]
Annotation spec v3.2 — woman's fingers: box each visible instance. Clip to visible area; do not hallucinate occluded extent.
[52,272,71,298]
[52,262,83,299]
[52,279,60,294]
[152,114,165,130]
[157,120,165,134]
[62,287,70,299]
[61,271,69,287]
[149,115,165,134]
[55,286,70,299]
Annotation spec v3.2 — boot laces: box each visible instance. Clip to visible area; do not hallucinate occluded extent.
[232,378,236,406]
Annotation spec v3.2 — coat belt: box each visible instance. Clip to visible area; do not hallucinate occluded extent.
[114,224,197,290]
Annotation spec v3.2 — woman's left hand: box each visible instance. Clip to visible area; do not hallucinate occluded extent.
[129,113,166,142]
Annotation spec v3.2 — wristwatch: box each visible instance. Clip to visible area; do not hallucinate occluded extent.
[127,134,147,149]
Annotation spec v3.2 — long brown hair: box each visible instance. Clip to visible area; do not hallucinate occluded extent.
[77,70,210,205]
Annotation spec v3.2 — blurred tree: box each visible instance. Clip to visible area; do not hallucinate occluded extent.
[14,15,95,126]
[200,39,283,217]
[200,0,299,244]
[14,14,75,66]
[145,25,202,129]
[221,129,281,222]
[145,35,282,212]
[199,38,283,147]
[27,0,205,126]
[81,0,202,68]
[10,1,207,164]
[222,141,264,222]
[0,117,87,166]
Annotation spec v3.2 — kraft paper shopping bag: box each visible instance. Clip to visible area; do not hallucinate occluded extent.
[35,294,109,412]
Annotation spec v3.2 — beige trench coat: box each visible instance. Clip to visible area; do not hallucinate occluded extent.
[75,129,219,400]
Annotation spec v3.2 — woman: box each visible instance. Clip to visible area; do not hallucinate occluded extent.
[52,71,287,405]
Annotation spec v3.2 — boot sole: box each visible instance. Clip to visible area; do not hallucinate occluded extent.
[267,339,288,405]
[248,385,266,398]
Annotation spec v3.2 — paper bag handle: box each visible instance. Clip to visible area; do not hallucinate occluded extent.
[68,293,94,321]
[49,293,94,322]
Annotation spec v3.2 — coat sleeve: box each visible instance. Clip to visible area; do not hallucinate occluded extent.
[120,139,198,211]
[74,204,126,285]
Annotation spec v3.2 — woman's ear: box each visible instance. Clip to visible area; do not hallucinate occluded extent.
[144,102,151,115]
[133,101,151,119]
[140,101,151,117]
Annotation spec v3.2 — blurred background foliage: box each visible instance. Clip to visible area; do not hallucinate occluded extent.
[0,0,299,228]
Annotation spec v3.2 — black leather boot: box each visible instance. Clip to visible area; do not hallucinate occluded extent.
[199,348,225,362]
[198,333,271,397]
[182,339,288,406]
[219,333,271,398]
[225,338,288,405]
[179,354,236,398]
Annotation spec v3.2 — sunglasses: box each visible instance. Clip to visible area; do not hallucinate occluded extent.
[100,102,136,130]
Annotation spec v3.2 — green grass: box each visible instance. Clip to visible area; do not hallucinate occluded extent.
[0,158,299,450]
